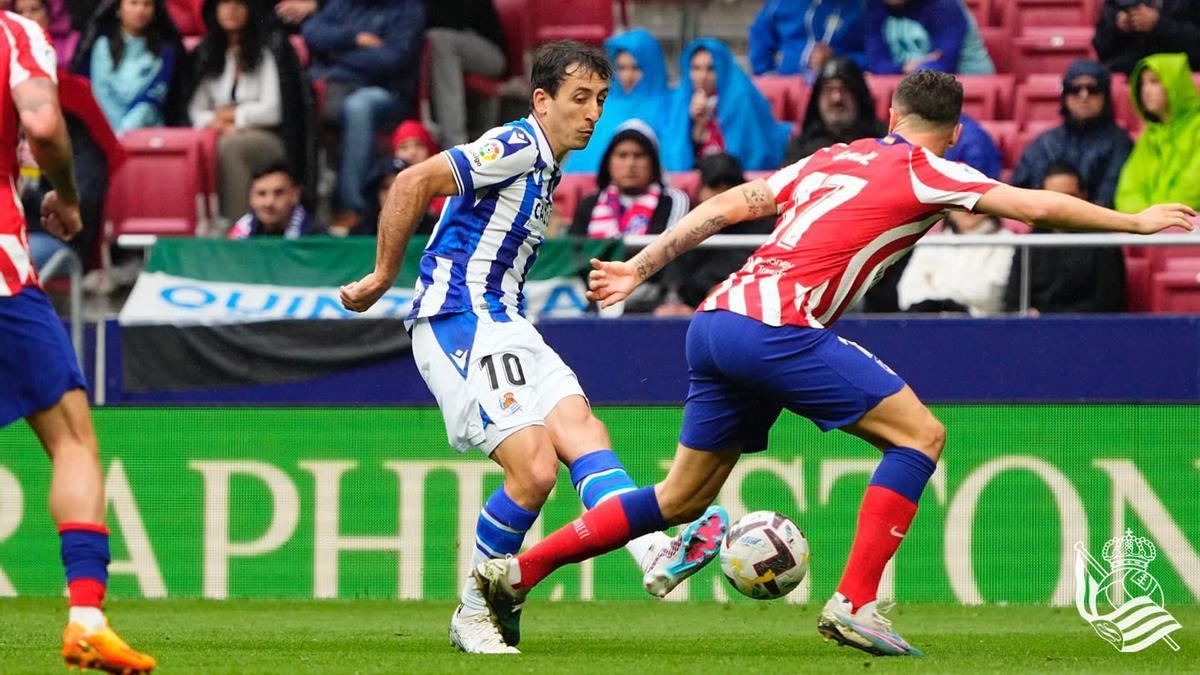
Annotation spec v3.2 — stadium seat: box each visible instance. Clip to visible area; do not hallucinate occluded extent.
[668,172,701,203]
[792,83,812,123]
[960,74,1014,120]
[866,74,903,120]
[1124,253,1152,312]
[105,129,210,238]
[979,27,1012,75]
[1109,73,1143,135]
[1012,118,1056,164]
[1012,27,1095,79]
[532,0,613,45]
[167,0,203,37]
[964,0,996,27]
[1151,267,1200,313]
[1013,75,1063,124]
[289,34,310,68]
[753,75,799,122]
[552,174,597,224]
[1000,0,1092,32]
[464,0,531,98]
[978,120,1019,169]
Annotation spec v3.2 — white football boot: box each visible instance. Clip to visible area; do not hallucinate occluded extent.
[473,557,528,647]
[448,604,519,654]
[817,592,924,656]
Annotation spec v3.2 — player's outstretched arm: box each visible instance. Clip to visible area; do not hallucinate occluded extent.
[340,155,458,312]
[587,179,775,308]
[975,184,1196,235]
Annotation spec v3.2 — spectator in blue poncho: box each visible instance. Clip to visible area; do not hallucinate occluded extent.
[660,38,792,171]
[749,0,867,77]
[944,113,1001,179]
[563,28,669,174]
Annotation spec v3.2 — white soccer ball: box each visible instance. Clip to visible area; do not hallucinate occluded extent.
[720,510,809,600]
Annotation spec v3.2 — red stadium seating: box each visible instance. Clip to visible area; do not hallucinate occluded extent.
[668,172,701,203]
[866,74,903,121]
[1109,73,1143,135]
[1001,0,1093,32]
[979,27,1012,75]
[752,76,800,122]
[552,174,597,225]
[1124,254,1152,312]
[105,129,211,238]
[964,0,996,27]
[465,0,531,97]
[167,0,203,37]
[978,120,1019,169]
[532,0,613,45]
[1151,267,1200,313]
[793,84,812,123]
[960,74,1014,120]
[1012,27,1095,79]
[289,34,310,68]
[1013,74,1063,123]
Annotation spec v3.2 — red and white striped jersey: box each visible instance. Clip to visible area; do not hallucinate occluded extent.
[700,135,998,328]
[0,12,56,297]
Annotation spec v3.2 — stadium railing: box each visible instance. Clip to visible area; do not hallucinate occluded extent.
[621,232,1200,314]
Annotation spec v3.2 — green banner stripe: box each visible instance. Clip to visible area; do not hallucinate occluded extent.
[144,238,624,287]
[0,405,1196,603]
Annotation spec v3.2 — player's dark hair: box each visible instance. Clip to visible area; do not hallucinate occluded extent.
[530,40,611,99]
[250,160,296,185]
[697,153,745,190]
[892,70,963,127]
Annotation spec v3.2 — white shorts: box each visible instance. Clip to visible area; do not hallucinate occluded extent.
[411,313,586,454]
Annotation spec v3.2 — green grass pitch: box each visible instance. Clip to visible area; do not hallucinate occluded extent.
[1,598,1197,673]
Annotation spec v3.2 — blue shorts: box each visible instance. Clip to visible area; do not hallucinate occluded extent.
[0,287,87,429]
[679,310,906,453]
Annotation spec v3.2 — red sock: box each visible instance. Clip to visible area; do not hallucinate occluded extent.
[516,496,633,589]
[68,579,106,607]
[837,485,918,611]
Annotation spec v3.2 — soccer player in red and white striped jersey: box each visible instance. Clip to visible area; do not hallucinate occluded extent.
[473,70,1195,657]
[0,11,155,673]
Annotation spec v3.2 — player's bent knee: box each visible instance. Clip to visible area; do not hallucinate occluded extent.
[528,461,560,498]
[914,416,946,461]
[47,439,97,464]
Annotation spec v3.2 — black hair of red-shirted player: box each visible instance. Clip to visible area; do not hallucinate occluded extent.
[530,40,612,101]
[892,70,964,127]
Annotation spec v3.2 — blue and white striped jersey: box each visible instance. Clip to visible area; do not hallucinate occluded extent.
[408,117,560,322]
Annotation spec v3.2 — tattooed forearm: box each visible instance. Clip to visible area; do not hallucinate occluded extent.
[631,213,728,281]
[740,183,772,218]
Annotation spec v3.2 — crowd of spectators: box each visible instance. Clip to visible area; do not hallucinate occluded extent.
[6,0,1198,316]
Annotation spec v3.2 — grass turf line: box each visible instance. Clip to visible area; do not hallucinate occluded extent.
[1,598,1196,673]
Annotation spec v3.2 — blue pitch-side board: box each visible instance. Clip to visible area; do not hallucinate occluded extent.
[104,316,1200,405]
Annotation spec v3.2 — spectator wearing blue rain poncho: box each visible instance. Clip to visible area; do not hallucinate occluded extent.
[659,38,792,171]
[563,28,669,174]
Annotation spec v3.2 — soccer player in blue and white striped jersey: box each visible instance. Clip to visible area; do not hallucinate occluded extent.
[341,41,728,655]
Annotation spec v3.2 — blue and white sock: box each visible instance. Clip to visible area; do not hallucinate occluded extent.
[570,450,668,571]
[461,486,538,614]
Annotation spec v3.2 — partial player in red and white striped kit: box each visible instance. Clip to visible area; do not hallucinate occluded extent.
[701,136,997,328]
[472,70,1195,659]
[0,11,155,673]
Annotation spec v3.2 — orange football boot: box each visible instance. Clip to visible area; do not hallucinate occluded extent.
[62,620,156,674]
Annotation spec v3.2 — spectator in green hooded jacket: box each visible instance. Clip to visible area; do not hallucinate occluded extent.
[1114,53,1200,212]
